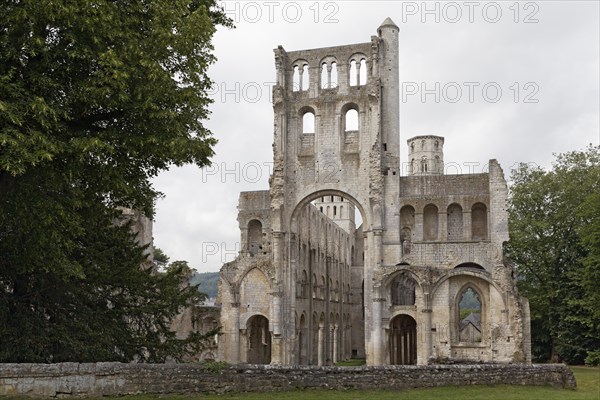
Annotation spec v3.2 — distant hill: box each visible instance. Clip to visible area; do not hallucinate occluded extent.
[190,271,219,299]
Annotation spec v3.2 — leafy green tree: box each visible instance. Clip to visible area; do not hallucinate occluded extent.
[153,247,171,270]
[506,145,600,364]
[0,0,231,362]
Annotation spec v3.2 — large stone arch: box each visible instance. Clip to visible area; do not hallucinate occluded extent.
[289,189,369,231]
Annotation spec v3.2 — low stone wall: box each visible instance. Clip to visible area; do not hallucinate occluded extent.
[0,363,576,397]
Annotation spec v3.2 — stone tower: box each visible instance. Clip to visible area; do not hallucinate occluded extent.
[218,18,531,367]
[265,17,401,365]
[407,135,444,175]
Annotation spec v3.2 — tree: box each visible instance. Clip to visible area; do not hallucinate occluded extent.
[153,247,171,270]
[0,0,232,362]
[505,145,600,364]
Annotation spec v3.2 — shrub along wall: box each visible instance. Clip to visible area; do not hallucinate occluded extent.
[0,363,576,397]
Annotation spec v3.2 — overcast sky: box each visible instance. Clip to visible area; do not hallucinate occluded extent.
[151,1,600,273]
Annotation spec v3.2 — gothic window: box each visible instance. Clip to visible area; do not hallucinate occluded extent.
[345,109,358,131]
[423,204,439,241]
[302,111,315,134]
[458,287,482,342]
[391,275,416,305]
[471,203,488,240]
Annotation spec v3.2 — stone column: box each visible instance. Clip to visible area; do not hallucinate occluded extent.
[372,295,386,365]
[317,326,324,366]
[230,302,241,364]
[288,232,298,365]
[333,325,339,363]
[271,232,284,364]
[422,290,432,365]
[371,229,384,365]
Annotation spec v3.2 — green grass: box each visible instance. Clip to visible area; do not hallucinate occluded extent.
[334,358,366,366]
[105,366,599,400]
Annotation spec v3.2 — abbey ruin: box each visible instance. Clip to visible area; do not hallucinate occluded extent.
[217,18,531,366]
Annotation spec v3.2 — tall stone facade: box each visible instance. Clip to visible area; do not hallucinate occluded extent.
[218,18,531,366]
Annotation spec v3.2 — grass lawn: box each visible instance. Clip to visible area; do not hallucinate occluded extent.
[109,366,599,400]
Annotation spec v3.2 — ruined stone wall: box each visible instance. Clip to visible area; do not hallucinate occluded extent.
[0,363,575,397]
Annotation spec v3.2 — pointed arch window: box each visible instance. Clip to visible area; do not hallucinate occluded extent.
[458,287,482,342]
[391,275,416,305]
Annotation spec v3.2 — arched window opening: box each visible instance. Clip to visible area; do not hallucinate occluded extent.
[434,140,439,150]
[421,157,428,173]
[345,109,358,131]
[330,196,334,202]
[320,63,328,89]
[423,204,438,241]
[458,287,482,342]
[391,275,416,305]
[349,60,357,86]
[312,273,317,299]
[359,59,367,85]
[292,65,300,92]
[248,219,263,256]
[340,205,343,218]
[301,64,309,91]
[330,62,338,88]
[333,205,337,217]
[447,203,463,241]
[421,140,425,149]
[471,203,488,240]
[302,111,315,134]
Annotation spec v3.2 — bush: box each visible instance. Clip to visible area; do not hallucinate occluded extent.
[584,350,600,366]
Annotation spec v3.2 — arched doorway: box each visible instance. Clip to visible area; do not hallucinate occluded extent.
[389,315,417,365]
[247,315,271,364]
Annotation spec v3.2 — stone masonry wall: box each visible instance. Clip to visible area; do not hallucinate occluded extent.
[0,363,575,397]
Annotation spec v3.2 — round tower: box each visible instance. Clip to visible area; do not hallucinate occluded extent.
[407,135,444,175]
